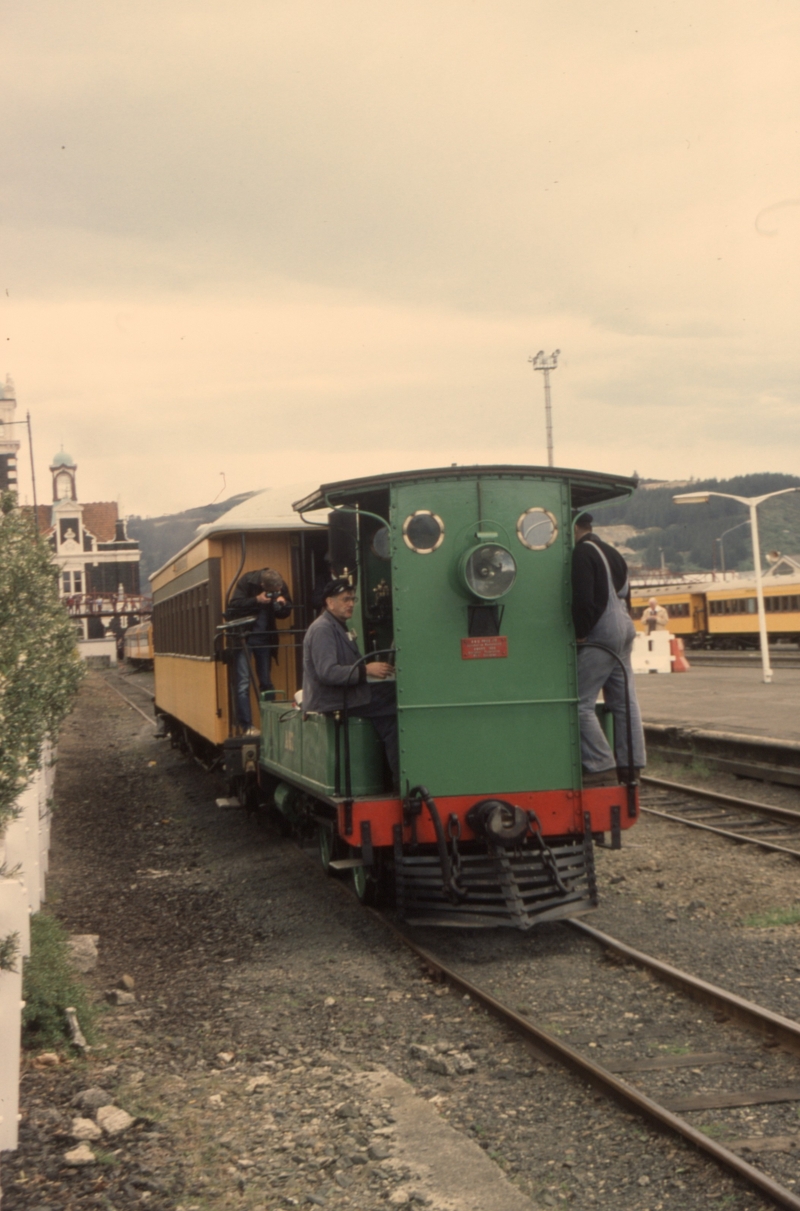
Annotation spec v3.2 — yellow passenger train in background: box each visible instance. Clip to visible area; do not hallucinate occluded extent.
[122,620,154,667]
[632,578,800,648]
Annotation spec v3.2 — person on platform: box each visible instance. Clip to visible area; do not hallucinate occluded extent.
[227,567,292,734]
[643,596,669,633]
[571,513,646,786]
[302,579,398,782]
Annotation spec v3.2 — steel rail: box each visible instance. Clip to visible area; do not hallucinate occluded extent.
[568,920,800,1057]
[642,775,800,824]
[374,911,800,1211]
[101,675,157,726]
[641,775,800,857]
[641,806,800,859]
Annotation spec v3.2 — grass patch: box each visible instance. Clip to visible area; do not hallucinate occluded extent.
[698,1122,729,1139]
[94,1148,120,1167]
[22,910,96,1051]
[742,906,800,929]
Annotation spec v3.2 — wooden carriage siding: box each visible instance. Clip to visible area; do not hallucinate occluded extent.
[152,559,222,658]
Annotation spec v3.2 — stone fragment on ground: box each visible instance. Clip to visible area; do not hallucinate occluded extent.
[31,1051,61,1068]
[67,933,99,972]
[96,1104,135,1135]
[106,988,136,1005]
[71,1086,114,1112]
[412,1042,478,1077]
[63,1142,96,1166]
[71,1116,103,1141]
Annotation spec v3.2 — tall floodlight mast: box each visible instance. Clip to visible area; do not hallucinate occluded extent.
[529,349,560,467]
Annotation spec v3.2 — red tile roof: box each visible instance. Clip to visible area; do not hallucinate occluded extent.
[82,502,118,542]
[27,501,119,541]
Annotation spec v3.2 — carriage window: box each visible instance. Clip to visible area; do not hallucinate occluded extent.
[371,525,391,560]
[516,508,558,550]
[403,511,445,553]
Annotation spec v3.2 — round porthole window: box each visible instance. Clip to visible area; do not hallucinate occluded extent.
[403,511,445,553]
[463,544,517,599]
[517,507,558,550]
[371,526,391,560]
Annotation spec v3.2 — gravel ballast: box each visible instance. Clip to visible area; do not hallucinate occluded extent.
[2,673,798,1210]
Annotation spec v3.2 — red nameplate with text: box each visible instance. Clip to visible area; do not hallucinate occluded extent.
[461,636,508,660]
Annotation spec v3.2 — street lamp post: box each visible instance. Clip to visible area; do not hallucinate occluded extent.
[674,487,800,683]
[715,518,750,576]
[528,349,560,467]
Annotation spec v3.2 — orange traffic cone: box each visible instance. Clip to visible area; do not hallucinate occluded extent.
[670,636,691,672]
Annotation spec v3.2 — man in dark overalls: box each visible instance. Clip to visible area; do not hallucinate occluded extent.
[572,513,646,786]
[227,568,292,733]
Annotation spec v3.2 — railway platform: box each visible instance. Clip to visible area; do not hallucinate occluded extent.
[637,665,800,744]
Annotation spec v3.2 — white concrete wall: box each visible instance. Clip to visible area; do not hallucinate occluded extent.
[0,744,55,1153]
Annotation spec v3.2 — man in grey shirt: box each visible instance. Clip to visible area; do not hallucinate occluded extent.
[303,579,398,782]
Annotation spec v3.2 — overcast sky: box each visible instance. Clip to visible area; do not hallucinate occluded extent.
[2,1,799,516]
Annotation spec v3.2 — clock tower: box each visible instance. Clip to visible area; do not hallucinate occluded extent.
[50,449,78,502]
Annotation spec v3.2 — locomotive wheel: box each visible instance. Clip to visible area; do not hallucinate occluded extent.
[318,821,342,873]
[351,853,388,908]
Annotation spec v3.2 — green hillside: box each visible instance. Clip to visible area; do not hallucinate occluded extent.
[593,473,800,573]
[128,492,257,584]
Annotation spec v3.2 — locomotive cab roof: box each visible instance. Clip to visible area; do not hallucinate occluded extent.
[292,464,638,514]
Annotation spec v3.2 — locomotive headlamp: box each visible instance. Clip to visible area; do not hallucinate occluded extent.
[462,543,517,599]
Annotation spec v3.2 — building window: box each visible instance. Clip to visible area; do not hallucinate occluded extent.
[62,572,71,594]
[73,572,82,593]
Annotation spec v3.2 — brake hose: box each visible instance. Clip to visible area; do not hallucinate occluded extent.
[407,785,467,904]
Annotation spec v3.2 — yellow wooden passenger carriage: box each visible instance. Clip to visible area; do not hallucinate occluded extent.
[150,489,328,749]
[631,578,800,648]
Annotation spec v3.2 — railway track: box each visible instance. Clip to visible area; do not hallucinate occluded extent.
[102,670,157,724]
[641,775,800,858]
[380,913,800,1210]
[103,665,800,1206]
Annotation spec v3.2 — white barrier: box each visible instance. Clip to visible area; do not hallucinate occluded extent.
[0,743,56,1154]
[632,630,672,674]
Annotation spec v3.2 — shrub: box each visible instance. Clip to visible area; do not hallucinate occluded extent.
[0,491,84,831]
[22,911,96,1050]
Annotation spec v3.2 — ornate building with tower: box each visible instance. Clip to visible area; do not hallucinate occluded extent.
[2,374,147,656]
[36,452,147,649]
[40,450,142,598]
